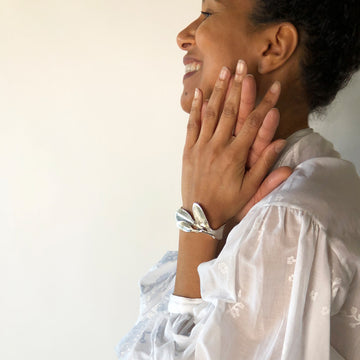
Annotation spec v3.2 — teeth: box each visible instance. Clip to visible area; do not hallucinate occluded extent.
[185,62,201,74]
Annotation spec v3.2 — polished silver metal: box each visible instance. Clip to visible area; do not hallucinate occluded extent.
[176,203,225,240]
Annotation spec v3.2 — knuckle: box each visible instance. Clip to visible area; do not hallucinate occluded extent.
[247,112,262,128]
[205,143,216,156]
[222,104,237,118]
[263,95,274,108]
[205,107,217,119]
[241,97,254,106]
[230,81,241,94]
[237,116,246,125]
[263,149,277,168]
[228,141,244,157]
[186,120,196,132]
[182,148,191,161]
[251,147,262,160]
[232,79,242,89]
[226,148,237,162]
[190,105,197,114]
[206,143,222,160]
[262,155,272,170]
[213,83,224,95]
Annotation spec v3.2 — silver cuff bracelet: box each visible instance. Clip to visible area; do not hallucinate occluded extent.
[176,203,225,241]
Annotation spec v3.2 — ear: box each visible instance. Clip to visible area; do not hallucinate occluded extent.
[257,23,299,74]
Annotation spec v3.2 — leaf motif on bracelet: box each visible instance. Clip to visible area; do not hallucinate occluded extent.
[176,208,196,225]
[175,203,225,240]
[176,221,194,233]
[192,203,211,229]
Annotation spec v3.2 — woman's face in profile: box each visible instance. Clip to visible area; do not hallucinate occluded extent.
[177,0,259,113]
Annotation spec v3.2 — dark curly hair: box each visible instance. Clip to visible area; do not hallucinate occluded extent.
[250,0,360,112]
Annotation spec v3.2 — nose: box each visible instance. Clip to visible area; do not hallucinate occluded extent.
[176,19,198,50]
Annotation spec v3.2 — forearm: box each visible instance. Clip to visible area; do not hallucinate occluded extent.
[174,231,218,299]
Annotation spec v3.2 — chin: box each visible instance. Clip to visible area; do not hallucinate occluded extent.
[180,92,192,114]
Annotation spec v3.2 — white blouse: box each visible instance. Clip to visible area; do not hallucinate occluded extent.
[116,129,360,360]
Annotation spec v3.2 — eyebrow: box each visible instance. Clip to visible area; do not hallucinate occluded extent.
[202,0,222,3]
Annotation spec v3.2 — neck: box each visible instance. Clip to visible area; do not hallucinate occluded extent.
[256,55,310,140]
[274,97,310,140]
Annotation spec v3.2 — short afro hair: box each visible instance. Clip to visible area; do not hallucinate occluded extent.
[250,0,360,112]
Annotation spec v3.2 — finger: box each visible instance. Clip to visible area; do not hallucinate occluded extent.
[247,107,280,168]
[199,66,231,142]
[234,74,256,136]
[201,100,208,121]
[214,60,247,142]
[184,88,203,148]
[223,60,247,106]
[236,166,292,221]
[233,81,281,153]
[242,138,287,195]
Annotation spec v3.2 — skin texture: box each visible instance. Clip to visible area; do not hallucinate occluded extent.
[174,62,291,298]
[177,0,257,109]
[182,66,286,228]
[174,0,308,298]
[177,0,310,139]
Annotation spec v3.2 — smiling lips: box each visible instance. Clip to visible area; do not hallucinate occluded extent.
[183,57,202,80]
[185,63,201,74]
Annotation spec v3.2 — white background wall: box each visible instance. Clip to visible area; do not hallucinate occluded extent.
[0,1,359,359]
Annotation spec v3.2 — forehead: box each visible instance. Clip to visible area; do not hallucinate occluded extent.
[202,0,224,3]
[202,0,249,7]
[202,0,253,13]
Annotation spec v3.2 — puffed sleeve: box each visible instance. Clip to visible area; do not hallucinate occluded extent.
[116,204,359,359]
[115,251,211,360]
[194,204,358,359]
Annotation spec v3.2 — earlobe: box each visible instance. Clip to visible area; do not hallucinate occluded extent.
[257,23,299,74]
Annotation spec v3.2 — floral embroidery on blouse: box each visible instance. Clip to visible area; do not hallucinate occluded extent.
[341,307,360,328]
[228,288,246,319]
[217,262,229,275]
[229,302,246,319]
[321,306,330,316]
[287,256,296,265]
[287,257,296,284]
[310,290,318,302]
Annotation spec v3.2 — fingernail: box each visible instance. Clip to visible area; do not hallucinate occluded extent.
[194,88,200,100]
[236,59,245,74]
[275,140,287,153]
[270,81,281,94]
[235,60,245,82]
[219,66,229,80]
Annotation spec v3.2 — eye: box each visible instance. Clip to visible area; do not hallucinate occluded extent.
[201,11,212,19]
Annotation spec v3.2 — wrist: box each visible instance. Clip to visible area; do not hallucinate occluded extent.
[176,203,226,240]
[178,231,218,264]
[182,198,228,230]
[175,231,218,298]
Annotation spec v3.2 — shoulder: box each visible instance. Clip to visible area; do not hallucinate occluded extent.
[232,157,360,271]
[259,157,360,238]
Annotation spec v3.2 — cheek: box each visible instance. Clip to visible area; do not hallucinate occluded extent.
[198,24,253,69]
[180,92,193,113]
[195,32,223,98]
[199,71,217,101]
[195,25,219,57]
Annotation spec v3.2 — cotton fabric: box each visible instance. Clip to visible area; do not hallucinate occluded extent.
[116,129,360,360]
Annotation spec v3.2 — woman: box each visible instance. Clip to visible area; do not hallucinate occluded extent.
[117,0,360,358]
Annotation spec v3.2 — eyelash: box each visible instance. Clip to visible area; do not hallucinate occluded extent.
[201,11,212,18]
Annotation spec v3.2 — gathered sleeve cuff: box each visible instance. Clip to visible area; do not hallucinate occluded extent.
[168,294,204,315]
